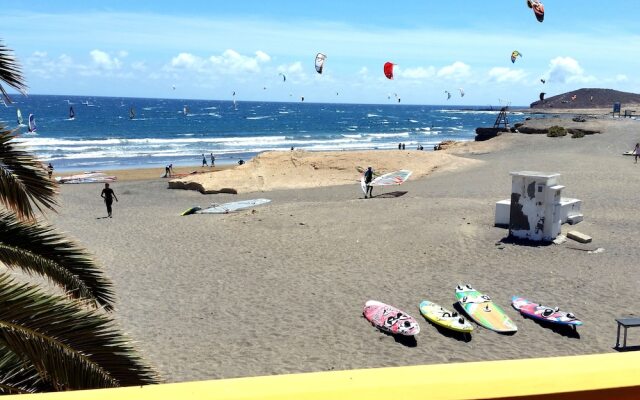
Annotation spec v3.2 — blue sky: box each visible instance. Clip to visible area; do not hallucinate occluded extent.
[3,1,640,105]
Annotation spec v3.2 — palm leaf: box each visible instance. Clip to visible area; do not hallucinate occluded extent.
[0,273,159,391]
[0,126,57,220]
[0,345,49,394]
[0,42,27,104]
[0,210,114,311]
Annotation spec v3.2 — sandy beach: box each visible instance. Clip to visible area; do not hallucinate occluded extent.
[46,115,640,383]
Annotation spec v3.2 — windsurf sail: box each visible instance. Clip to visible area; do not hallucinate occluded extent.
[315,53,326,74]
[371,170,412,186]
[27,114,36,132]
[16,108,23,125]
[183,105,189,115]
[383,62,394,79]
[69,106,75,119]
[56,172,117,184]
[129,107,135,119]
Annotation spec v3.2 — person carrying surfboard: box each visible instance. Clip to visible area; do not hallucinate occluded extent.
[364,166,374,198]
[633,143,640,164]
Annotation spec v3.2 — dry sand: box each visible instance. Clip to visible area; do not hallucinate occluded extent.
[54,165,229,182]
[168,149,483,194]
[46,115,640,382]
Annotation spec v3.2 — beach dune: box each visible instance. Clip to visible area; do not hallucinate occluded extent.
[168,149,483,194]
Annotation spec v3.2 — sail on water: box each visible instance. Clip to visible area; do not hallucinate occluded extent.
[16,109,23,125]
[27,114,37,132]
[69,106,75,120]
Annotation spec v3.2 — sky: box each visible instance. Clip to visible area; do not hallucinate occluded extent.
[3,0,640,105]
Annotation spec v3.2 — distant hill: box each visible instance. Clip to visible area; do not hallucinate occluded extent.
[530,88,640,109]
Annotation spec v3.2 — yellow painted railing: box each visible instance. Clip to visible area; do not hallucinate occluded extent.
[10,352,640,399]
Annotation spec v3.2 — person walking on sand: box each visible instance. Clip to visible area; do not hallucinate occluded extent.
[202,154,208,167]
[210,153,215,167]
[634,143,640,164]
[47,163,54,179]
[100,183,118,218]
[364,166,374,198]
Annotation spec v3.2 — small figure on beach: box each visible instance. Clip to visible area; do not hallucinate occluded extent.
[398,143,402,150]
[202,154,208,167]
[238,159,245,165]
[401,143,405,150]
[634,143,640,164]
[210,153,215,167]
[364,166,374,198]
[163,163,174,178]
[47,163,54,179]
[100,183,118,218]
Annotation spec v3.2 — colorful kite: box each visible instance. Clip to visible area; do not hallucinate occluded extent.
[511,51,522,64]
[384,62,395,79]
[527,0,545,22]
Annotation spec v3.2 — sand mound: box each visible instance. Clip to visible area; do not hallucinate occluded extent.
[168,149,483,194]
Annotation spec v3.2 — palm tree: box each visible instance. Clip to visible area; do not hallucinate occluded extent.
[0,41,158,393]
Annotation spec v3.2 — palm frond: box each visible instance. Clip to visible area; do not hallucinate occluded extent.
[0,273,159,391]
[0,42,28,104]
[0,345,49,394]
[0,210,115,311]
[0,126,57,220]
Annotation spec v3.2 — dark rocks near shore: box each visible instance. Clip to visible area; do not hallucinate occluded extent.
[475,127,509,141]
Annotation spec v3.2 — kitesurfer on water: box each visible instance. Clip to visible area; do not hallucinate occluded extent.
[364,166,374,198]
[100,183,118,218]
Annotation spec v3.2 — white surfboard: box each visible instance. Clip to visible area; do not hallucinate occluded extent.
[197,198,271,214]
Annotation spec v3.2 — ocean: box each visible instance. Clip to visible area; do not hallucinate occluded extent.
[0,95,530,171]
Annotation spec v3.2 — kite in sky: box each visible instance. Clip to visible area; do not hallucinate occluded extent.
[511,50,522,63]
[527,0,545,22]
[384,62,395,79]
[315,53,326,74]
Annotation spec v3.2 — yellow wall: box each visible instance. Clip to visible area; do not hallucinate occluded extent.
[11,352,640,400]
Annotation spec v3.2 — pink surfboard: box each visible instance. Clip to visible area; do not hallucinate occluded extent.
[363,300,420,336]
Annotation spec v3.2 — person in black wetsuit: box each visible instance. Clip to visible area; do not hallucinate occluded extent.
[364,166,374,198]
[100,183,118,218]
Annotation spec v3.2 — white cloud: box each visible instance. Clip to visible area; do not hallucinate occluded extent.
[90,49,122,70]
[615,74,628,82]
[487,67,528,83]
[398,66,436,80]
[131,61,147,72]
[546,57,595,84]
[168,49,271,76]
[209,49,270,73]
[170,52,204,69]
[437,62,471,80]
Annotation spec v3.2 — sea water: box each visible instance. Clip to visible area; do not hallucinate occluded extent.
[0,95,530,171]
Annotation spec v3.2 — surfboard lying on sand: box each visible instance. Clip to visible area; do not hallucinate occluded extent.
[455,284,517,333]
[181,199,271,215]
[419,300,473,333]
[363,300,420,336]
[512,297,583,326]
